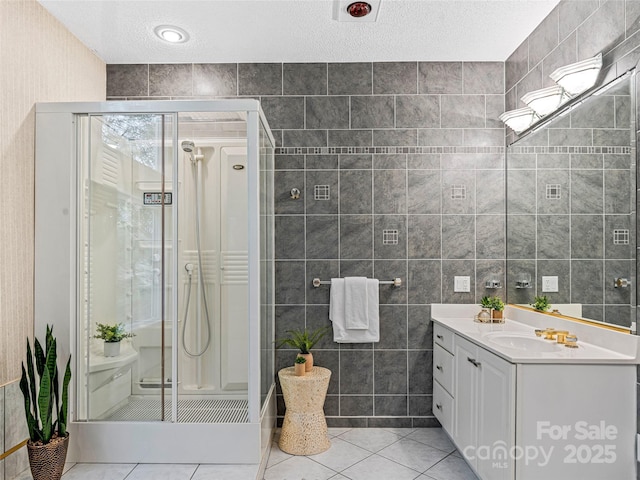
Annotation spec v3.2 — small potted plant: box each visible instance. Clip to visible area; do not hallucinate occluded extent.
[477,297,493,322]
[294,356,306,376]
[94,322,135,357]
[276,326,329,372]
[531,295,550,312]
[490,297,505,321]
[20,325,71,480]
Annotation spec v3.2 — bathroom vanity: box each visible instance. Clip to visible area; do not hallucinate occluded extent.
[431,304,639,480]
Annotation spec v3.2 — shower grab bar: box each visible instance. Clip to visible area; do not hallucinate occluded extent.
[312,277,402,288]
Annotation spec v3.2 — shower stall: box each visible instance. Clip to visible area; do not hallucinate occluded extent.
[34,100,275,464]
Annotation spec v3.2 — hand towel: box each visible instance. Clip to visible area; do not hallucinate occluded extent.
[344,277,369,329]
[329,277,379,343]
[329,278,344,326]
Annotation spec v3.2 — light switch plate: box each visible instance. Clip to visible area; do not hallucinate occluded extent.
[542,276,559,292]
[454,276,471,292]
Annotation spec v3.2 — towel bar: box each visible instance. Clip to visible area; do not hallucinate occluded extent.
[312,277,402,288]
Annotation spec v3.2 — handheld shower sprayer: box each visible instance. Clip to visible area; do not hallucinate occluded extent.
[180,140,211,358]
[181,139,203,163]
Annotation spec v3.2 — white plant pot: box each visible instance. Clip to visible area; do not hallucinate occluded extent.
[103,341,121,357]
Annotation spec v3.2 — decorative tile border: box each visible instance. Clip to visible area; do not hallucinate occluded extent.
[275,146,506,155]
[508,146,633,155]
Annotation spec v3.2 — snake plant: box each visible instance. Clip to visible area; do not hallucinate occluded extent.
[19,325,72,444]
[275,326,330,354]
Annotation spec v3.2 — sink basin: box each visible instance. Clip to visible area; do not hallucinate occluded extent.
[483,332,560,353]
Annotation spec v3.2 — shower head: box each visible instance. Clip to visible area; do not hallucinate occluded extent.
[181,140,196,153]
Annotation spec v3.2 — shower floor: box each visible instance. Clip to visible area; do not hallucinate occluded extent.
[105,397,249,423]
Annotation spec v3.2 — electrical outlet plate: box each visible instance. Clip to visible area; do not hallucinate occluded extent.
[454,276,471,292]
[542,276,559,292]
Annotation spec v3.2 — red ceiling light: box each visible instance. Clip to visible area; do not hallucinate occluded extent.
[347,2,371,17]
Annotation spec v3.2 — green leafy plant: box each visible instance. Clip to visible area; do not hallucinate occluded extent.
[93,322,135,343]
[275,327,330,354]
[490,297,505,312]
[531,295,550,312]
[294,356,307,364]
[480,296,504,311]
[19,325,71,445]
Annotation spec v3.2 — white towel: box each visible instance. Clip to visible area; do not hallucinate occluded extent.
[330,277,379,343]
[329,278,344,325]
[345,277,369,329]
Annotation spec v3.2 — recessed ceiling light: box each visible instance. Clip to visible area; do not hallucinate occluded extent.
[154,25,189,43]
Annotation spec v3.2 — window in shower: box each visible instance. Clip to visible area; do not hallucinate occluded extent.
[77,113,174,422]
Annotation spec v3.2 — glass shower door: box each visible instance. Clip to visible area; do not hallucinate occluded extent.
[77,113,174,422]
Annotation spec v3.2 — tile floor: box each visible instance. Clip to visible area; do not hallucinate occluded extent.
[12,428,478,480]
[265,427,478,480]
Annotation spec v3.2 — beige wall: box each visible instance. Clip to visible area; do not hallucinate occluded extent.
[0,0,105,387]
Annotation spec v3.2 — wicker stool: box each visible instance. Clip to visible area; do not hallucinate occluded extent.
[278,366,331,455]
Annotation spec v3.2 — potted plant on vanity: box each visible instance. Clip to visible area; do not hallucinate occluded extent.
[490,296,505,320]
[20,325,72,480]
[94,322,135,357]
[276,326,329,372]
[480,296,505,321]
[531,295,551,312]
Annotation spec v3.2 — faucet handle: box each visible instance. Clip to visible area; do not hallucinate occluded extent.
[564,334,578,348]
[535,328,552,337]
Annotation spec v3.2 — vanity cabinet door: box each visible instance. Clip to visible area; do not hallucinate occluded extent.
[453,334,516,480]
[476,347,515,480]
[453,335,478,467]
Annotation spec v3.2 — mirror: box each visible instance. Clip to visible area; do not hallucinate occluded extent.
[506,72,636,331]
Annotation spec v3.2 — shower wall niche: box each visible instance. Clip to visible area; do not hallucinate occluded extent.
[34,100,275,464]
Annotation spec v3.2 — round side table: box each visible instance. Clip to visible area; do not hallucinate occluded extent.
[278,366,331,455]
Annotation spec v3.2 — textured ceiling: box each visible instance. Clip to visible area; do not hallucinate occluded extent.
[38,0,561,64]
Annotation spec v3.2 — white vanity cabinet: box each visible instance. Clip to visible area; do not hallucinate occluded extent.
[452,335,515,480]
[432,321,637,480]
[433,324,455,432]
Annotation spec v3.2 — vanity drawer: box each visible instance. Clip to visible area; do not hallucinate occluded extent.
[433,380,454,434]
[433,344,454,395]
[434,323,454,354]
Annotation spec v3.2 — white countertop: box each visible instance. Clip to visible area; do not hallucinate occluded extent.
[88,339,138,373]
[431,304,640,364]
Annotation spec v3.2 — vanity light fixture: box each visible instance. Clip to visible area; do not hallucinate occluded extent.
[549,53,602,96]
[521,85,572,117]
[154,25,190,43]
[499,107,539,134]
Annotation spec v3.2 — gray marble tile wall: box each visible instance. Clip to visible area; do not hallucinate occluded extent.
[506,84,633,327]
[505,0,640,142]
[503,1,640,470]
[107,60,506,427]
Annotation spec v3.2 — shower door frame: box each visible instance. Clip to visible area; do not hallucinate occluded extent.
[34,99,276,463]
